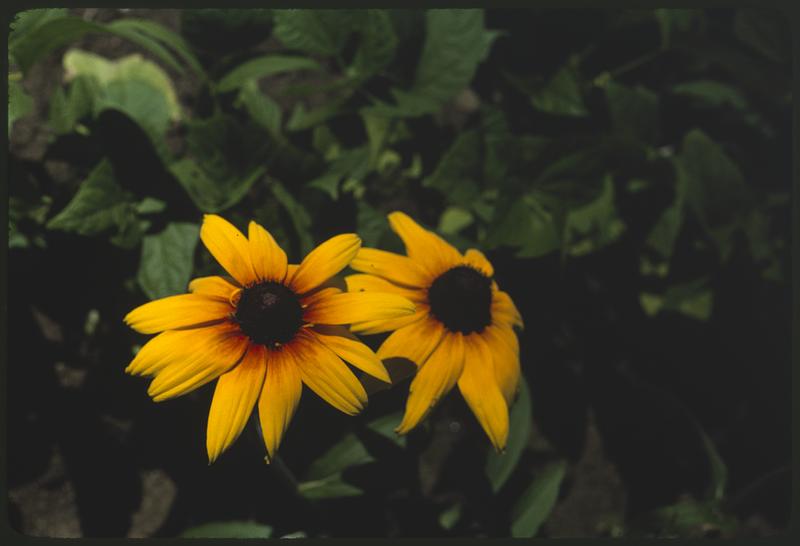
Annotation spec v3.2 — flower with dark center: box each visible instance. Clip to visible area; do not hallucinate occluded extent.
[124,214,416,463]
[347,211,524,452]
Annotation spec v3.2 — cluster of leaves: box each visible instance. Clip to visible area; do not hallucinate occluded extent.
[8,7,791,538]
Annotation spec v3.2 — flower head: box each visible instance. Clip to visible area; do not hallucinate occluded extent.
[347,212,523,451]
[124,214,415,463]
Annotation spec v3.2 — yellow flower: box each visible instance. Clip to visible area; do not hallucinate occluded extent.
[347,212,523,452]
[124,214,415,463]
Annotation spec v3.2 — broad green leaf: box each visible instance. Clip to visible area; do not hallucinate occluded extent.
[307,147,371,200]
[298,474,364,499]
[46,159,145,248]
[486,195,561,258]
[422,130,481,206]
[270,180,313,256]
[633,498,738,538]
[365,412,406,448]
[137,223,200,300]
[217,55,321,93]
[511,460,568,537]
[361,111,392,167]
[9,9,69,47]
[286,97,350,132]
[672,80,748,111]
[486,377,532,492]
[350,10,398,79]
[439,502,462,530]
[639,277,714,321]
[305,433,373,481]
[236,81,283,140]
[181,521,273,538]
[273,10,361,56]
[135,197,167,215]
[169,159,264,214]
[525,57,587,117]
[438,206,474,235]
[563,176,626,257]
[8,79,34,136]
[676,129,750,258]
[369,9,498,117]
[357,200,391,248]
[606,81,659,144]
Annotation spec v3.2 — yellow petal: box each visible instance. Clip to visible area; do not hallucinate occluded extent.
[258,346,302,462]
[463,248,494,277]
[349,307,428,335]
[300,287,342,309]
[200,214,257,286]
[291,332,367,415]
[206,345,266,463]
[248,221,288,283]
[388,211,463,277]
[307,328,390,383]
[188,276,241,305]
[395,332,465,434]
[458,334,509,451]
[377,315,446,367]
[124,294,233,334]
[482,325,521,405]
[344,274,426,303]
[126,323,236,377]
[492,289,524,329]
[304,292,415,325]
[290,234,361,295]
[284,264,299,286]
[146,330,249,402]
[350,248,431,288]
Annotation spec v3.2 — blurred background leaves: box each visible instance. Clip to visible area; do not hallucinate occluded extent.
[7,7,792,538]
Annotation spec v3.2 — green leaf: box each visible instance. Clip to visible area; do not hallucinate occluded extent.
[511,460,568,537]
[672,80,748,111]
[676,129,750,257]
[270,180,313,256]
[307,147,371,200]
[369,9,497,117]
[654,9,702,49]
[298,475,364,499]
[438,206,474,235]
[306,433,374,481]
[46,159,144,248]
[523,57,587,117]
[422,130,481,206]
[169,159,264,214]
[181,521,273,538]
[9,9,69,47]
[357,200,390,248]
[217,55,321,93]
[350,10,398,79]
[273,10,361,56]
[48,75,95,135]
[365,412,406,448]
[8,79,34,137]
[633,498,738,538]
[486,377,532,493]
[606,81,659,144]
[106,18,205,76]
[137,223,200,300]
[11,14,204,76]
[62,49,181,148]
[639,277,714,321]
[236,80,283,140]
[563,176,626,257]
[286,97,350,132]
[486,195,561,258]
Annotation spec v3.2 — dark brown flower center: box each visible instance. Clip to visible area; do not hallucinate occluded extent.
[427,265,492,334]
[235,282,303,347]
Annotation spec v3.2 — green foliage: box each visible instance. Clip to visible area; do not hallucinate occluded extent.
[273,10,361,56]
[511,460,568,537]
[216,55,321,93]
[46,159,147,248]
[368,10,498,117]
[137,223,200,300]
[8,79,34,136]
[485,377,532,492]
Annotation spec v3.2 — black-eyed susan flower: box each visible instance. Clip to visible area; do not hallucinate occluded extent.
[346,212,523,452]
[124,214,415,463]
